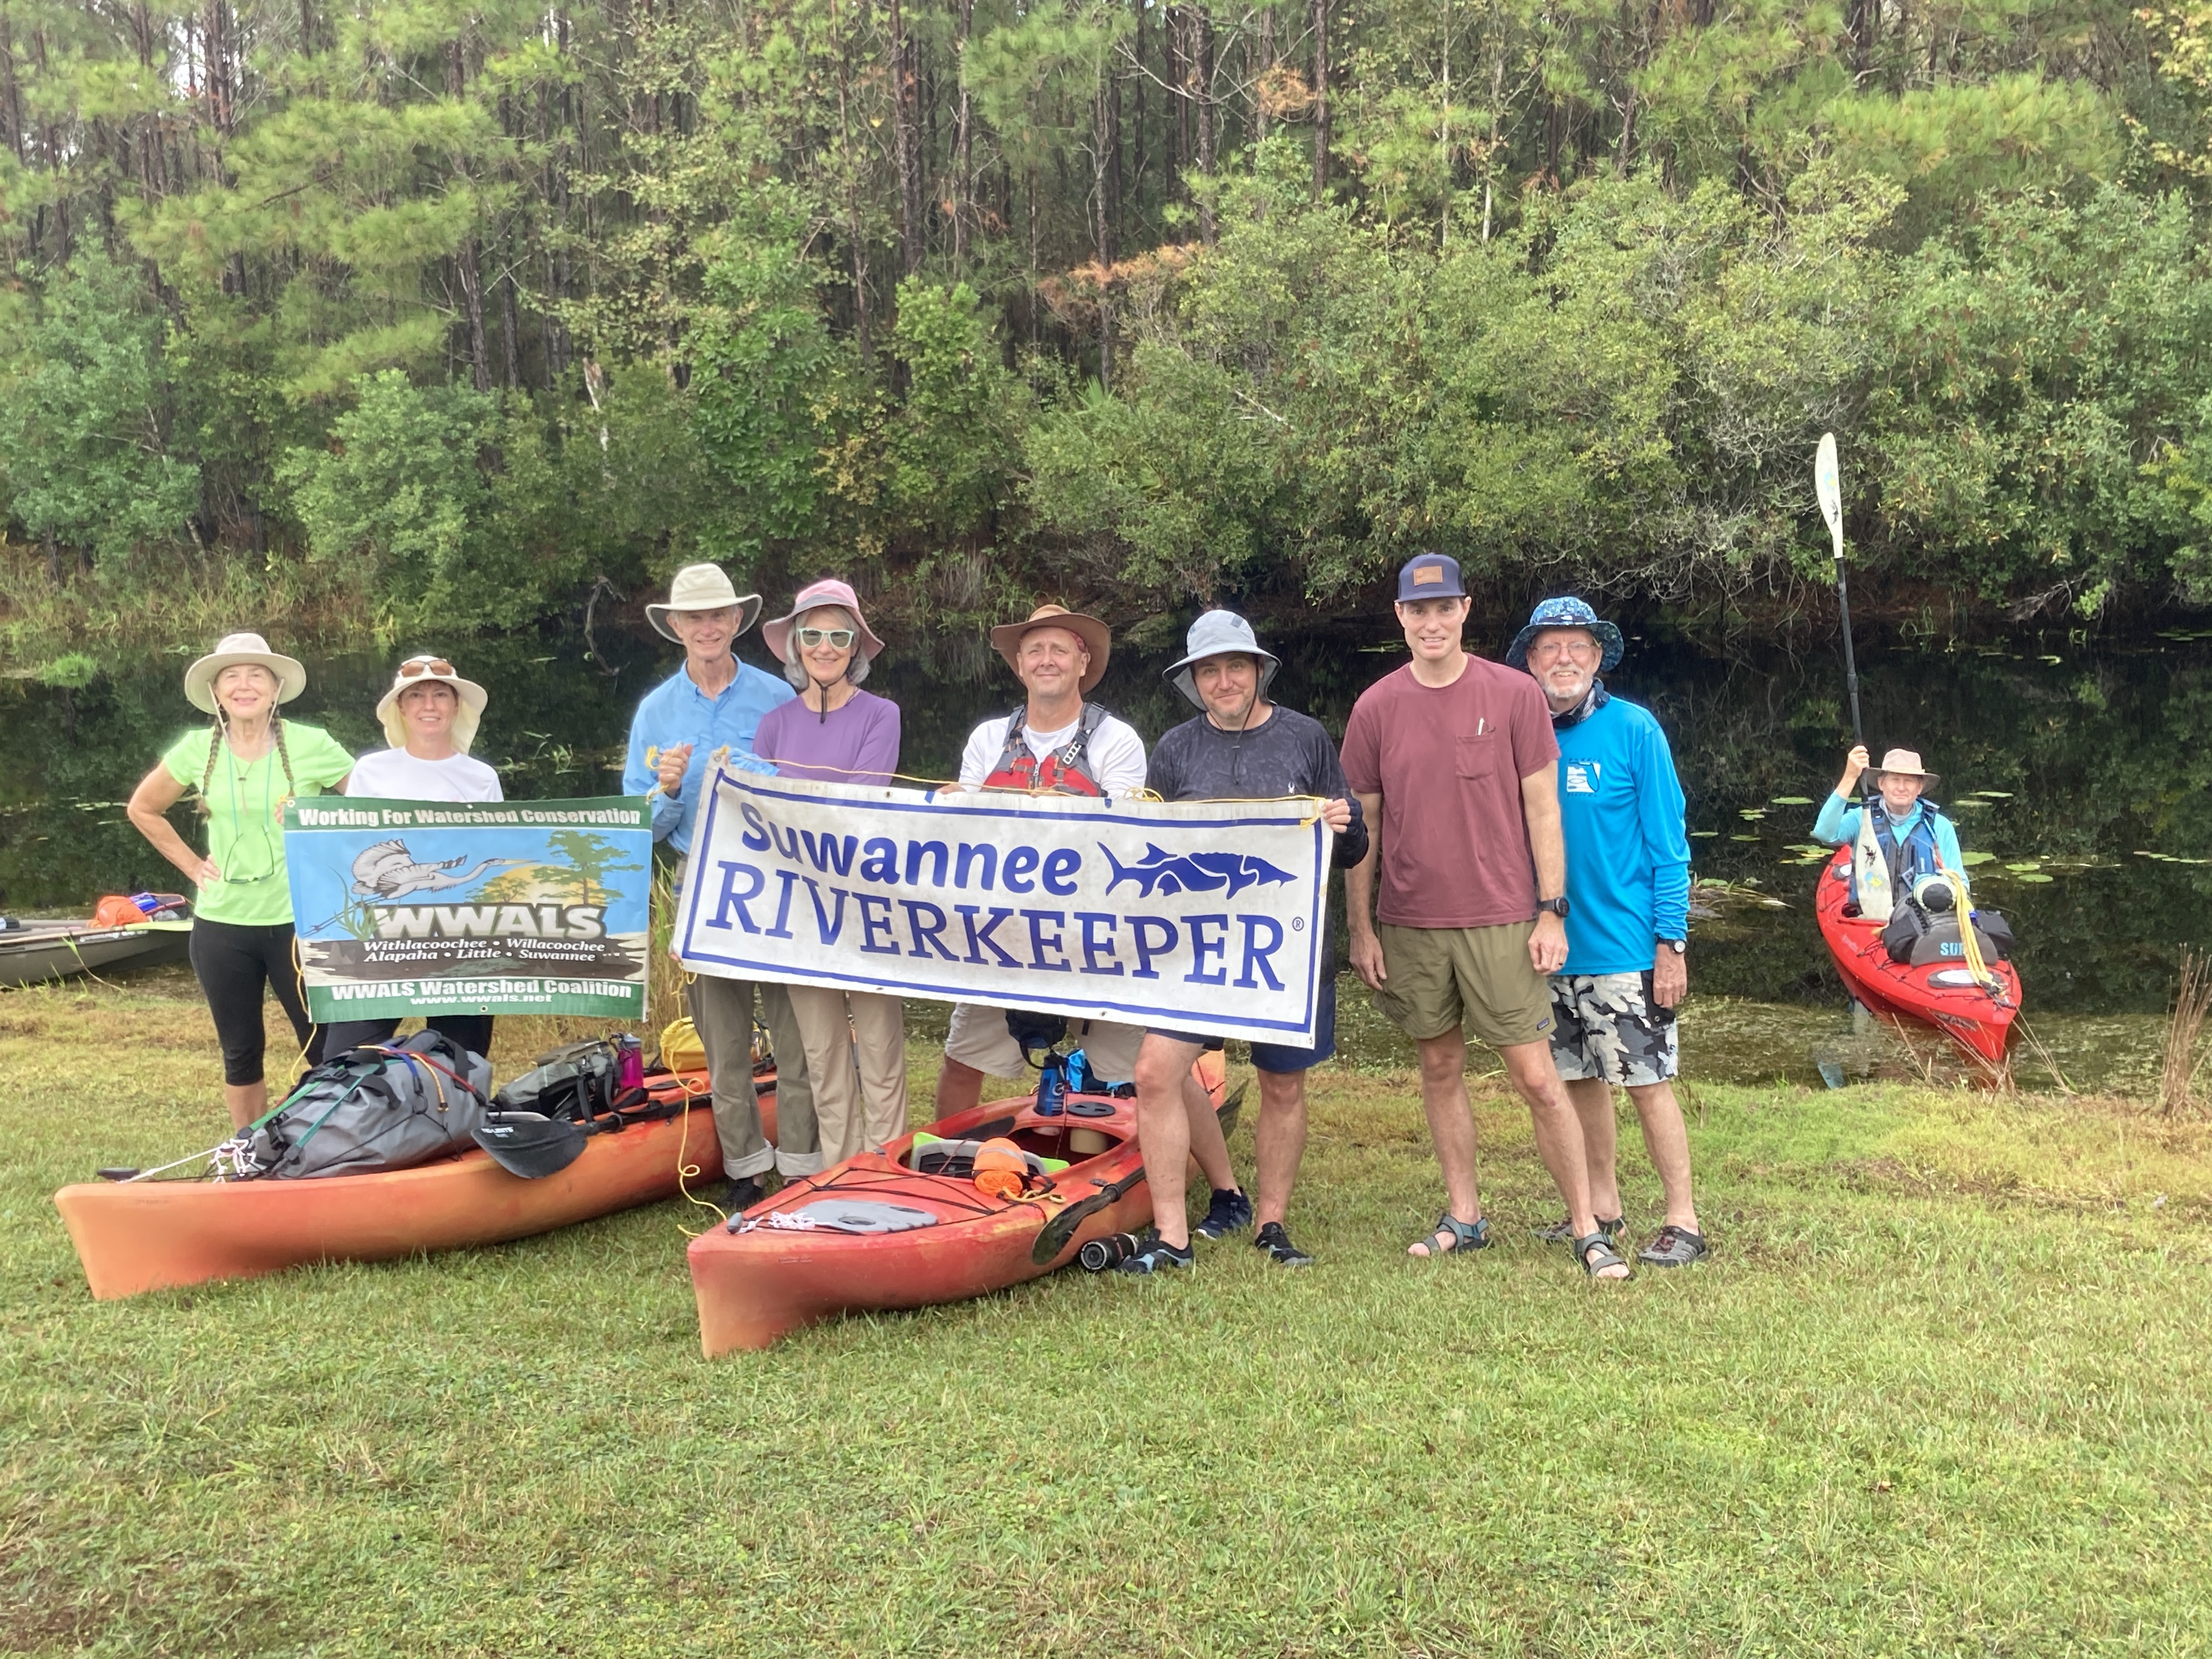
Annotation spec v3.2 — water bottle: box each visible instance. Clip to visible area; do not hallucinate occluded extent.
[614,1034,645,1093]
[1034,1053,1066,1117]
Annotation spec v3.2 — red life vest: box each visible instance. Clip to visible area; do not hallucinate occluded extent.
[981,703,1109,797]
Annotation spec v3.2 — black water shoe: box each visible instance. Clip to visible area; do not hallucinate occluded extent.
[1115,1237,1195,1274]
[721,1175,766,1213]
[1193,1188,1254,1240]
[1254,1222,1314,1267]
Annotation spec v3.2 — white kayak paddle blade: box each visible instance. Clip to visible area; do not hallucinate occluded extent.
[1816,432,1844,562]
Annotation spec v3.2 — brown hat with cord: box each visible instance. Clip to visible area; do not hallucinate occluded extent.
[988,604,1112,693]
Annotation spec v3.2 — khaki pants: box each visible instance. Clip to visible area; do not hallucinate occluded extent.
[689,973,821,1180]
[787,987,910,1163]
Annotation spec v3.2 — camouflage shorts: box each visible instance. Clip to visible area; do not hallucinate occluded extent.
[1547,972,1679,1087]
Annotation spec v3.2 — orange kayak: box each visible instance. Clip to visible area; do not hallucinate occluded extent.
[690,1051,1227,1355]
[55,1069,765,1300]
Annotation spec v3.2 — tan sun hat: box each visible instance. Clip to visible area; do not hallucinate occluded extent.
[989,603,1112,693]
[1872,747,1939,788]
[183,633,307,714]
[645,563,763,643]
[374,654,489,752]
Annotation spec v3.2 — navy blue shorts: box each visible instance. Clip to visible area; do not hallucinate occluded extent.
[1147,974,1338,1075]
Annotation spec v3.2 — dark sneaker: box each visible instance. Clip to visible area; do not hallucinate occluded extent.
[721,1175,766,1213]
[1533,1214,1624,1245]
[1638,1225,1708,1267]
[1193,1188,1254,1240]
[1115,1237,1195,1274]
[1254,1221,1315,1267]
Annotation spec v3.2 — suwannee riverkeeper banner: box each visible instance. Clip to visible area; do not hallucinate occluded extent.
[284,797,653,1022]
[675,770,1332,1043]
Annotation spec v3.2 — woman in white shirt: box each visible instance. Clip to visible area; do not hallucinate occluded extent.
[327,655,503,1058]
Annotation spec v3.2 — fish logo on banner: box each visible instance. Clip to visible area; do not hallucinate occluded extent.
[677,771,1332,1044]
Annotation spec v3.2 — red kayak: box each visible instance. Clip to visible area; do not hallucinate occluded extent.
[1815,847,2019,1065]
[690,1051,1229,1355]
[56,1068,763,1299]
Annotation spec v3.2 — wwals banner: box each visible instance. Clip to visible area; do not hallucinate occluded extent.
[285,796,652,1022]
[676,771,1331,1043]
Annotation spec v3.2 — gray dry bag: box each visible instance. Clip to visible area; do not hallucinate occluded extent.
[242,1030,494,1180]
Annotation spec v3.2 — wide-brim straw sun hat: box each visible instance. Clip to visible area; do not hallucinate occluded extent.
[183,633,307,714]
[645,563,764,643]
[1871,748,1939,789]
[989,603,1113,693]
[760,578,887,664]
[374,654,489,752]
[1506,596,1625,674]
[1164,610,1280,710]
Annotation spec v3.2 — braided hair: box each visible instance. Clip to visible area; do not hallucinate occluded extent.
[194,709,298,816]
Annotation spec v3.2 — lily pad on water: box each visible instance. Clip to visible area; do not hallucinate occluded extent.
[1973,790,2013,799]
[1690,830,1719,838]
[1729,834,1759,842]
[2015,872,2055,883]
[1769,796,1815,806]
[2004,861,2041,872]
[2136,850,2212,866]
[1950,799,1988,810]
[1739,809,1767,818]
[1961,851,1997,866]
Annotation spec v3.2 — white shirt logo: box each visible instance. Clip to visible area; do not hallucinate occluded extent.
[1565,761,1599,794]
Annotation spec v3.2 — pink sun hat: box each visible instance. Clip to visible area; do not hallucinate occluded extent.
[759,578,886,665]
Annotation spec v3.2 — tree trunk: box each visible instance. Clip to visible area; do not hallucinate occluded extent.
[1310,0,1329,198]
[1193,4,1215,244]
[889,0,921,275]
[1255,5,1273,143]
[1094,68,1118,388]
[953,0,973,269]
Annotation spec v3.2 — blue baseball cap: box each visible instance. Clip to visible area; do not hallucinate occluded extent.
[1507,596,1624,674]
[1396,553,1467,602]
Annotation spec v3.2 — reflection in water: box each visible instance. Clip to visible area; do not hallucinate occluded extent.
[4,623,2207,1058]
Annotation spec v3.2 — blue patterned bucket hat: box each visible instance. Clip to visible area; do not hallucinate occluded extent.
[1506,597,1624,674]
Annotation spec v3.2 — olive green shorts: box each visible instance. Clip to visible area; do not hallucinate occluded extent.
[1369,922,1556,1049]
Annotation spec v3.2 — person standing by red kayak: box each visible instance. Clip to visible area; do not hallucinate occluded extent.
[622,565,817,1211]
[1509,598,1706,1268]
[1339,556,1630,1280]
[1116,611,1367,1274]
[933,605,1149,1116]
[751,578,910,1163]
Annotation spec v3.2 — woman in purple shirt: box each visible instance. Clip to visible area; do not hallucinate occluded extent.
[754,579,909,1161]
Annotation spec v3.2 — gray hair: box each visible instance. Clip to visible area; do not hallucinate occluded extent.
[781,605,870,690]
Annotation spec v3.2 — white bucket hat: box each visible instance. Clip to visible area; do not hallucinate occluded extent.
[183,633,307,714]
[646,564,763,643]
[1164,610,1280,710]
[374,654,489,752]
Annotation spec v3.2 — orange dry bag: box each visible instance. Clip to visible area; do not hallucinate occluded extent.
[972,1138,1030,1199]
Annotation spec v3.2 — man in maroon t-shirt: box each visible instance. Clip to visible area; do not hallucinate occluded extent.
[1340,553,1631,1279]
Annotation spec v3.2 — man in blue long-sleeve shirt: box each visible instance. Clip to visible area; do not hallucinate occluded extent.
[1509,598,1706,1267]
[622,563,815,1209]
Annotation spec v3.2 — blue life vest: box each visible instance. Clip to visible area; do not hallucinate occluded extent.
[1867,803,1947,893]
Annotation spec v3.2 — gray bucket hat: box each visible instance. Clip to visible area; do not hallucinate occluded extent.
[1164,610,1281,710]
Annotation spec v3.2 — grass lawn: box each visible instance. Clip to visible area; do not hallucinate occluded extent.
[5,970,2212,1657]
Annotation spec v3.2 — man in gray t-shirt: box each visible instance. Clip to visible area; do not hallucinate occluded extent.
[1115,612,1366,1274]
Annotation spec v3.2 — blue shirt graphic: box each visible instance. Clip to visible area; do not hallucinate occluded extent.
[622,657,793,853]
[1554,695,1692,975]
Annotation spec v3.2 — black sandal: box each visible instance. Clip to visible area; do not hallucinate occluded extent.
[1575,1231,1632,1280]
[1409,1213,1491,1258]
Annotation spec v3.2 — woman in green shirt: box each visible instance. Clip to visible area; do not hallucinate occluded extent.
[126,634,353,1130]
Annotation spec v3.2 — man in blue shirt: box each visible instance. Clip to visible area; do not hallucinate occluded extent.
[623,563,814,1209]
[1509,597,1706,1267]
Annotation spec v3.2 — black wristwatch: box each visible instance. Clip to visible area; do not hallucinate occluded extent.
[1658,936,1686,955]
[1537,896,1570,918]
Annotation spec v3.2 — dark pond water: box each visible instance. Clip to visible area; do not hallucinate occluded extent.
[5,618,2208,1085]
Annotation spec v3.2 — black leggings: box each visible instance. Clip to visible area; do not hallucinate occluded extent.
[322,1015,496,1063]
[189,918,324,1087]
